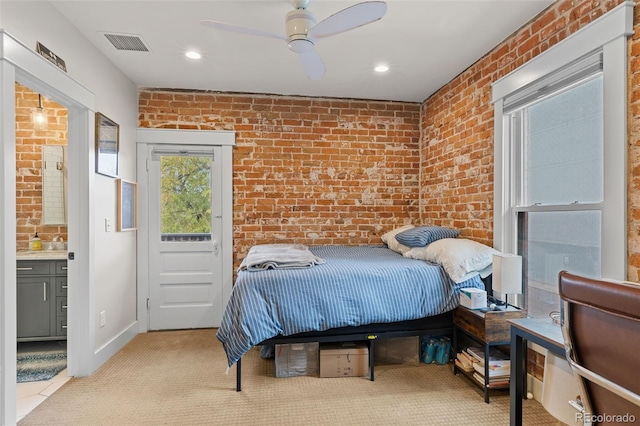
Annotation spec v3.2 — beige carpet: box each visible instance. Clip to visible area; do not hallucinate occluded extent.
[19,329,563,426]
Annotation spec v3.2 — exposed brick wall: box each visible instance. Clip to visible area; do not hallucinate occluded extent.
[420,79,494,245]
[138,92,421,268]
[527,347,546,382]
[15,83,68,250]
[139,1,640,280]
[421,0,640,280]
[419,0,637,387]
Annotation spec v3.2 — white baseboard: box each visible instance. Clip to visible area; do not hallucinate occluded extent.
[528,373,544,401]
[93,321,138,371]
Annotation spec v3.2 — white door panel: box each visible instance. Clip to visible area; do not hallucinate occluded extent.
[147,145,223,330]
[157,249,214,270]
[160,284,212,304]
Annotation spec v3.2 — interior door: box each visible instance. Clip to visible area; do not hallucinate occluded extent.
[147,145,223,330]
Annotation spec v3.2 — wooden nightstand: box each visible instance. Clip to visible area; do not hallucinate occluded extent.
[453,305,526,403]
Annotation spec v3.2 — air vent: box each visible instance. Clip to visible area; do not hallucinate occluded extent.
[103,33,150,52]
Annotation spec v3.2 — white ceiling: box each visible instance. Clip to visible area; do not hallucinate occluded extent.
[50,0,554,103]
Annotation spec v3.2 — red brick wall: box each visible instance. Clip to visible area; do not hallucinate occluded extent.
[420,0,640,381]
[139,0,640,283]
[139,92,421,268]
[421,0,640,285]
[15,83,68,250]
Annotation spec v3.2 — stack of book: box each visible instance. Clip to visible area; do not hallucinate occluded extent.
[454,351,475,373]
[457,346,510,387]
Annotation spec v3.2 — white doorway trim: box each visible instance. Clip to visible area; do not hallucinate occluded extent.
[136,129,235,332]
[1,31,95,425]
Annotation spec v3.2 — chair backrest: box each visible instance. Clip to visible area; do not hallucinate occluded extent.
[559,271,640,424]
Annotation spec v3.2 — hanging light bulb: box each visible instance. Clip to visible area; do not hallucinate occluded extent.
[32,94,47,131]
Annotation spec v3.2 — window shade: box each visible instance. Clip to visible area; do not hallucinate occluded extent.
[503,51,603,113]
[151,148,215,161]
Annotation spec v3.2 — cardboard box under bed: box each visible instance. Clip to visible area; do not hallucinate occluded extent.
[320,342,369,378]
[236,312,455,390]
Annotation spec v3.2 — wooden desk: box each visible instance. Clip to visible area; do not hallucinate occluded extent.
[509,318,565,426]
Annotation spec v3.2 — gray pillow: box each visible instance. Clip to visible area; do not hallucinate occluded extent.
[394,226,460,247]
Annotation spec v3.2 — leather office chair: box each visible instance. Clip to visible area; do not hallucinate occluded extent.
[559,271,640,425]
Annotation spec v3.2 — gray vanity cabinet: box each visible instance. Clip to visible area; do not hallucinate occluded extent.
[17,259,68,341]
[16,276,51,338]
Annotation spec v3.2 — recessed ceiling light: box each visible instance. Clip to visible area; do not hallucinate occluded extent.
[374,64,389,73]
[185,51,202,60]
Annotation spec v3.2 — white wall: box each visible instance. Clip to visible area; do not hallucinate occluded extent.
[0,1,138,353]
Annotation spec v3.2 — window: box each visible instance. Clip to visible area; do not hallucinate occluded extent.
[159,154,213,242]
[511,68,603,317]
[492,3,631,318]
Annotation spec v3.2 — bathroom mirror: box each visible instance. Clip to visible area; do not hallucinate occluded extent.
[42,145,67,224]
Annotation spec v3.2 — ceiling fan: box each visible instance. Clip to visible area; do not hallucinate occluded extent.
[201,0,387,80]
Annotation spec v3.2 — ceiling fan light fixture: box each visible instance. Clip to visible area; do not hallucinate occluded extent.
[202,1,387,80]
[288,38,314,54]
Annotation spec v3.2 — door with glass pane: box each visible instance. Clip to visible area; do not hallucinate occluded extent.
[147,145,223,330]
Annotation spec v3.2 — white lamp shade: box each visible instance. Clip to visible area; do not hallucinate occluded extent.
[492,253,522,296]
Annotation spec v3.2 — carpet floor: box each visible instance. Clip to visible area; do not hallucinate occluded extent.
[19,329,564,426]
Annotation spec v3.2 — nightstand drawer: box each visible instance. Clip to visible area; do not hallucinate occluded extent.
[453,306,526,343]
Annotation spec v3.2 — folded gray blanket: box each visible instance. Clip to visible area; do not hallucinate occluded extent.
[238,244,326,271]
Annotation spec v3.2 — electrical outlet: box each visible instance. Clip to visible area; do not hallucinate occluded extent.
[100,311,106,327]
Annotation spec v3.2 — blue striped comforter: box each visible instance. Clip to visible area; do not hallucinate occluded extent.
[217,245,485,366]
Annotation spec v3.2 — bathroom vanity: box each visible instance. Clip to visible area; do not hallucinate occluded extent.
[16,251,67,341]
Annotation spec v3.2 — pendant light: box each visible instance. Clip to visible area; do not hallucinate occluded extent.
[32,94,47,131]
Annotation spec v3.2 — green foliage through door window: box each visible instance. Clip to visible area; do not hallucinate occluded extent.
[160,156,212,238]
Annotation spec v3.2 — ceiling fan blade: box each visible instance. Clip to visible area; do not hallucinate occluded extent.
[299,50,325,80]
[200,20,286,41]
[308,1,387,40]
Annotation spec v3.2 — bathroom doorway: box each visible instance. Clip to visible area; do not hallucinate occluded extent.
[14,85,70,419]
[1,30,96,425]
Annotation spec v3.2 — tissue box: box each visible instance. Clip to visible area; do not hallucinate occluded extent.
[460,288,487,310]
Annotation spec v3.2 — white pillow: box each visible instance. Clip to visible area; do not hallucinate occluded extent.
[404,238,499,283]
[381,224,414,255]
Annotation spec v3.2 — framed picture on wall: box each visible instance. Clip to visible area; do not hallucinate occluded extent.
[117,179,137,231]
[95,112,119,178]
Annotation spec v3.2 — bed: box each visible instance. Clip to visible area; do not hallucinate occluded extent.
[217,243,492,391]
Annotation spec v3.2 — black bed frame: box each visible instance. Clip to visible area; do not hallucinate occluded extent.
[234,276,493,391]
[234,310,454,391]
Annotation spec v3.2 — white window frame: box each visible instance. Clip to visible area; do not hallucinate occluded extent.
[491,1,633,281]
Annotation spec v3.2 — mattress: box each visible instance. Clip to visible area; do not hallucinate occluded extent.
[217,245,485,366]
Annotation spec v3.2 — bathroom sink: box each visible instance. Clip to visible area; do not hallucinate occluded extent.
[16,250,68,260]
